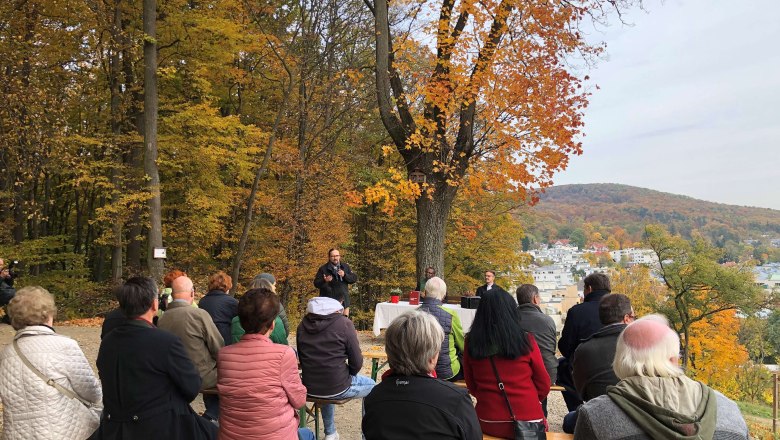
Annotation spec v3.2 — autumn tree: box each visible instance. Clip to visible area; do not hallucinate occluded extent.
[645,224,770,369]
[365,0,637,280]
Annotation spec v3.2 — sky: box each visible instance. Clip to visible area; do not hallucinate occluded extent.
[553,0,780,210]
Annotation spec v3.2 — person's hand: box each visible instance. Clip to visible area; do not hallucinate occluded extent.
[324,274,333,282]
[337,269,345,278]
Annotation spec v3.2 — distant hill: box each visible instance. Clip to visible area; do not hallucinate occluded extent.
[518,184,780,255]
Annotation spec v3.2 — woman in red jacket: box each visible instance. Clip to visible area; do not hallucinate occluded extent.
[463,291,550,439]
[218,288,314,440]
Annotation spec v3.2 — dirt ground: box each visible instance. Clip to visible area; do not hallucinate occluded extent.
[0,323,568,439]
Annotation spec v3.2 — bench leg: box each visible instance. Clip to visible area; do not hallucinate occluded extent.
[314,403,320,440]
[371,359,379,381]
[299,406,306,428]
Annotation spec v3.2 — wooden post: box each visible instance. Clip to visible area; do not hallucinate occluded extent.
[774,372,778,436]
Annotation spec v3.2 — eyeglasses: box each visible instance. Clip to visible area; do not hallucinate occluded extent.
[627,313,637,321]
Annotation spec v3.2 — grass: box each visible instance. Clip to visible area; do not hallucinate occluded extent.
[738,400,778,440]
[739,400,775,418]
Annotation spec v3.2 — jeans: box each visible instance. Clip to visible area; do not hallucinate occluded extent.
[563,408,580,434]
[321,374,375,435]
[298,428,315,440]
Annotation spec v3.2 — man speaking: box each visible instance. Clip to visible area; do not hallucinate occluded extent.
[314,248,357,317]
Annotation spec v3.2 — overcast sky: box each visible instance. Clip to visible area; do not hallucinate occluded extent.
[553,0,780,210]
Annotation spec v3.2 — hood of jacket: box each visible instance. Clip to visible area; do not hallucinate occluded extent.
[301,297,344,334]
[607,375,717,440]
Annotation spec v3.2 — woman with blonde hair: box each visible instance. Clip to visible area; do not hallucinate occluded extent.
[0,286,102,439]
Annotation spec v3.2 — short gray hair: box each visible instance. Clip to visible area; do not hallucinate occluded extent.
[424,276,446,301]
[613,314,683,380]
[385,310,444,376]
[8,286,57,330]
[248,277,276,293]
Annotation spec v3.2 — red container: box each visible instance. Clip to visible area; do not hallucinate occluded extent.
[390,295,400,303]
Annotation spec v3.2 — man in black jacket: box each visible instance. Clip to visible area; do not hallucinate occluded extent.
[557,272,611,411]
[516,284,558,417]
[313,248,357,317]
[564,293,635,433]
[96,276,217,440]
[475,270,508,298]
[297,288,374,440]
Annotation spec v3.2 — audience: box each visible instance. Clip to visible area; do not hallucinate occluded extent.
[96,276,217,439]
[218,288,314,440]
[231,277,288,345]
[417,276,465,381]
[0,286,102,439]
[515,283,558,417]
[251,273,290,334]
[199,271,239,346]
[363,310,481,439]
[157,275,224,423]
[297,288,375,440]
[574,315,749,440]
[464,291,550,439]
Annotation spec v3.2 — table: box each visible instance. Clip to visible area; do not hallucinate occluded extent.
[373,301,477,336]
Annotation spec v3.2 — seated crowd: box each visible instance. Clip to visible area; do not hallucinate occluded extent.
[0,269,751,440]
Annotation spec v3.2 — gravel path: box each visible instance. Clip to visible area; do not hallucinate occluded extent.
[0,324,568,439]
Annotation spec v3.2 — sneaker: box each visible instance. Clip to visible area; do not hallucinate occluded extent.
[323,432,340,440]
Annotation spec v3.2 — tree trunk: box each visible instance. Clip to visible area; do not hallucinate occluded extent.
[143,0,164,280]
[109,0,124,283]
[415,182,456,284]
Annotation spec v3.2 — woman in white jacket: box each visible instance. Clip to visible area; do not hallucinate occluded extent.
[0,286,102,439]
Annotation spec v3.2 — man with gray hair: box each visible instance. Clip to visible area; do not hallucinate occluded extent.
[574,315,748,439]
[516,284,557,417]
[418,276,464,381]
[362,310,481,439]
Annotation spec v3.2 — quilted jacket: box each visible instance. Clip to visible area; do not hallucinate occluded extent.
[218,333,306,439]
[0,325,102,440]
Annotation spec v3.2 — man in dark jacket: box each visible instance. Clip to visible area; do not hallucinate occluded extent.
[96,276,217,440]
[516,284,558,417]
[297,289,374,440]
[475,270,508,298]
[557,272,611,411]
[314,248,358,317]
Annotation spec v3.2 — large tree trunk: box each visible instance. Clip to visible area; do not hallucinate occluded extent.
[415,183,456,283]
[109,0,124,282]
[143,0,164,280]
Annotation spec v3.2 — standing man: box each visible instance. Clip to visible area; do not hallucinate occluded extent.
[157,276,224,423]
[475,270,507,297]
[415,266,436,292]
[515,284,558,417]
[96,276,217,439]
[0,259,16,322]
[314,248,357,317]
[557,272,611,412]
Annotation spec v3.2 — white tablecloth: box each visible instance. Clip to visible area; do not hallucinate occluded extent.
[372,301,477,336]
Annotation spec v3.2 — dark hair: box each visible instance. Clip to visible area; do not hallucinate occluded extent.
[516,284,539,304]
[425,266,435,273]
[116,276,157,319]
[328,248,339,257]
[599,293,631,325]
[584,272,611,292]
[238,288,280,334]
[467,291,532,359]
[485,270,496,276]
[325,288,344,303]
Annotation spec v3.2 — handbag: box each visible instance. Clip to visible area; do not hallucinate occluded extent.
[489,356,546,440]
[13,337,97,409]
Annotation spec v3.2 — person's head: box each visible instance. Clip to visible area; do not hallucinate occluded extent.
[425,267,436,279]
[599,293,634,325]
[8,286,57,330]
[238,288,280,335]
[516,284,540,305]
[583,272,611,295]
[171,276,195,304]
[326,286,345,304]
[248,277,276,293]
[163,269,187,288]
[613,314,683,380]
[424,276,447,301]
[467,290,531,359]
[484,270,496,284]
[207,271,233,293]
[115,276,158,319]
[328,248,341,265]
[252,273,276,287]
[385,310,444,376]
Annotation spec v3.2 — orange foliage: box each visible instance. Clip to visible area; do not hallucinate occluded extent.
[687,310,748,399]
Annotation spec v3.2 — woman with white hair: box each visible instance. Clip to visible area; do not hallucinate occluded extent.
[362,310,481,439]
[0,286,102,439]
[417,276,465,381]
[574,315,748,440]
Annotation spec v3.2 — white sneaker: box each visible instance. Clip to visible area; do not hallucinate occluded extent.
[323,432,340,440]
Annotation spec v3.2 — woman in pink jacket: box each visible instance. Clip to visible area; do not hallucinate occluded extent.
[218,288,314,440]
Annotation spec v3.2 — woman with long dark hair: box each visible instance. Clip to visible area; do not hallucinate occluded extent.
[463,291,550,439]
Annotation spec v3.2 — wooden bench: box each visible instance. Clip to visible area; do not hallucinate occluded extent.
[200,387,218,395]
[454,381,565,393]
[305,396,352,440]
[364,350,388,381]
[483,433,572,439]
